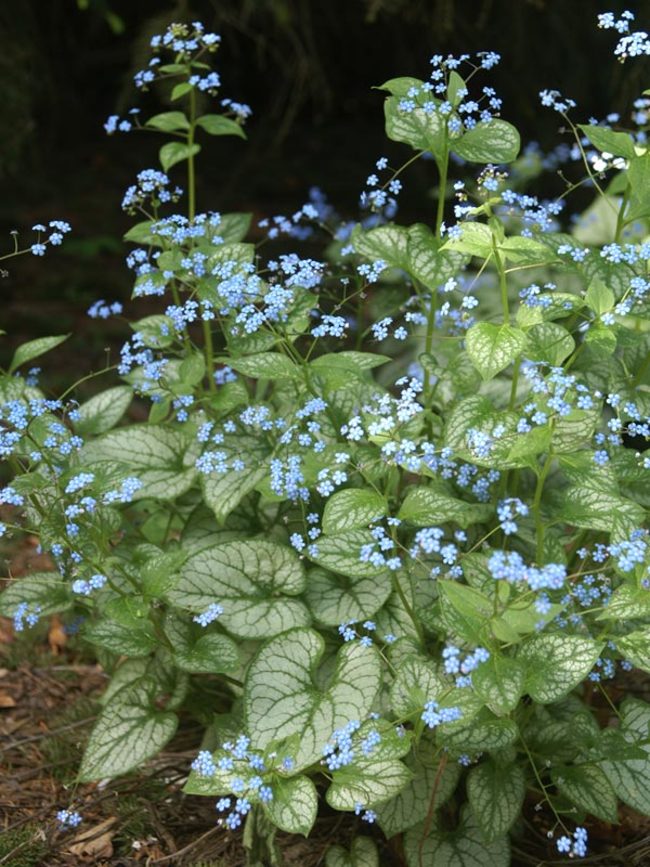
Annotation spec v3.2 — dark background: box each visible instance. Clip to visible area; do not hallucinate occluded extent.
[1,0,649,380]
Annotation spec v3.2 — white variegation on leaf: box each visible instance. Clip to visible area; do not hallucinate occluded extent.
[326,837,379,867]
[467,761,525,841]
[404,807,510,867]
[326,758,412,810]
[602,698,650,815]
[244,628,381,771]
[322,488,387,534]
[465,323,528,381]
[79,679,178,781]
[169,539,309,639]
[264,775,318,836]
[305,567,392,626]
[376,751,461,838]
[518,634,602,704]
[452,118,520,164]
[78,425,197,500]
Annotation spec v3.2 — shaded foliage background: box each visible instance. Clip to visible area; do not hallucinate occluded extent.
[0,0,647,377]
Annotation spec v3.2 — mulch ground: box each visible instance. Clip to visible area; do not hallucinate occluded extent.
[2,532,650,866]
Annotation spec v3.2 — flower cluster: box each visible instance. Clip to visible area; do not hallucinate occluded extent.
[442,645,490,687]
[555,826,588,858]
[190,736,277,831]
[598,10,650,61]
[421,699,463,728]
[56,809,83,830]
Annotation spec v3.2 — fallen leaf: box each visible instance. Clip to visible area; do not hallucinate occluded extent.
[48,615,68,653]
[0,618,14,644]
[0,690,16,708]
[67,816,118,861]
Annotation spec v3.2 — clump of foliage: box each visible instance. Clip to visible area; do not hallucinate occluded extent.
[2,11,650,866]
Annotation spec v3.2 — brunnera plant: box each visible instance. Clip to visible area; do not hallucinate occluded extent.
[2,10,650,865]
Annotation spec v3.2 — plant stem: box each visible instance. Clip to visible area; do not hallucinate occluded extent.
[394,567,425,647]
[533,450,554,562]
[186,88,217,391]
[494,245,509,325]
[187,89,197,222]
[422,149,449,405]
[434,150,449,239]
[614,184,630,243]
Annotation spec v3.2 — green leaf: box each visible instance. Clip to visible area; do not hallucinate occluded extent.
[406,224,470,289]
[169,624,239,675]
[472,656,525,716]
[438,580,492,638]
[585,277,616,315]
[498,235,554,265]
[352,223,409,268]
[376,751,461,837]
[378,76,425,97]
[627,152,650,221]
[390,656,446,717]
[200,434,270,524]
[453,119,520,164]
[322,489,387,534]
[245,628,381,771]
[139,548,187,598]
[159,141,201,172]
[326,758,412,810]
[0,572,72,618]
[308,530,391,578]
[146,111,190,132]
[404,808,510,867]
[196,113,246,138]
[123,220,157,244]
[216,212,252,243]
[525,322,575,365]
[557,486,644,535]
[518,634,602,703]
[442,222,493,259]
[441,717,519,751]
[179,351,205,385]
[10,334,69,373]
[311,351,392,373]
[398,486,492,528]
[326,837,379,867]
[79,679,177,781]
[305,567,392,625]
[467,761,525,841]
[552,763,618,822]
[264,775,318,836]
[310,352,391,387]
[578,124,636,159]
[552,410,600,454]
[465,323,527,381]
[169,540,309,639]
[493,595,562,643]
[226,352,299,380]
[616,629,650,673]
[84,618,157,657]
[596,585,650,621]
[383,95,446,159]
[73,386,133,436]
[130,316,175,349]
[78,425,197,500]
[447,70,467,107]
[584,322,617,357]
[171,81,193,100]
[602,698,650,814]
